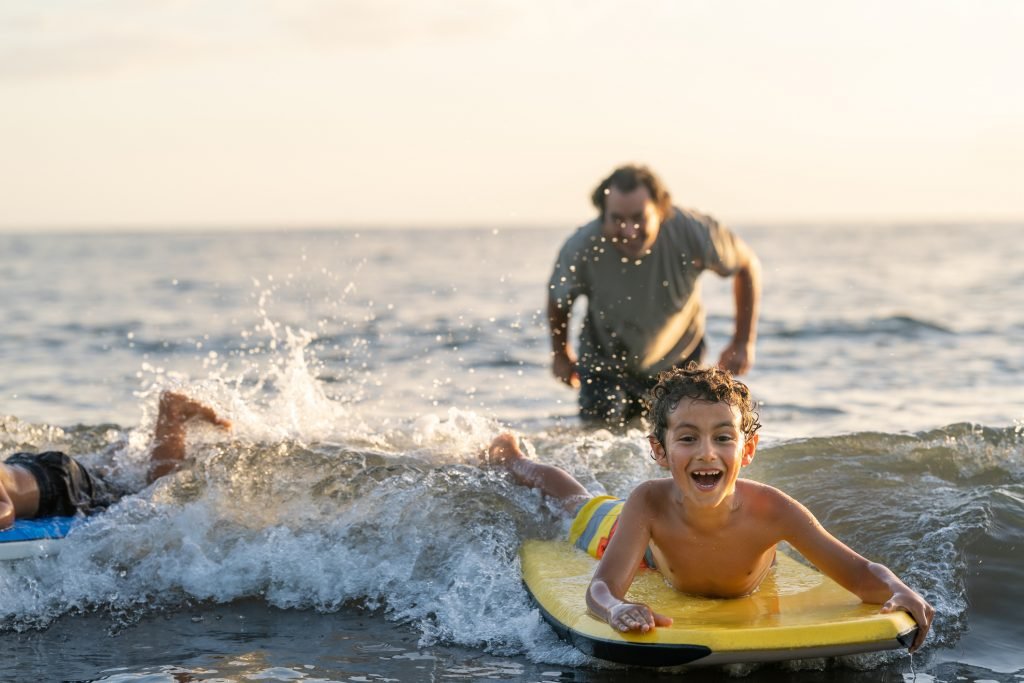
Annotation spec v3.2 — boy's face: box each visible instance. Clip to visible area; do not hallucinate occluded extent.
[649,398,758,508]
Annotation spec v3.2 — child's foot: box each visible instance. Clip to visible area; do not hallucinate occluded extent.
[487,433,526,466]
[159,391,232,431]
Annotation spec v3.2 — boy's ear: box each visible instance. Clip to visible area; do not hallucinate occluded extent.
[648,435,668,468]
[741,433,759,467]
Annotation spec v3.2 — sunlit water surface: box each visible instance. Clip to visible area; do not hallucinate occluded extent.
[1,224,1021,682]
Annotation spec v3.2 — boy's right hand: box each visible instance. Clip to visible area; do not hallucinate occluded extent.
[608,602,673,633]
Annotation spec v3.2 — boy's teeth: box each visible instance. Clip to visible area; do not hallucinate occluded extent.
[691,470,723,488]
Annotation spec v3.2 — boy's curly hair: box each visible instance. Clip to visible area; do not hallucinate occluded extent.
[648,363,761,445]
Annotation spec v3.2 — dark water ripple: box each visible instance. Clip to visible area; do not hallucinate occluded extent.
[770,315,955,339]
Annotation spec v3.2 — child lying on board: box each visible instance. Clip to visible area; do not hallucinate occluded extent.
[1,392,230,530]
[488,364,933,652]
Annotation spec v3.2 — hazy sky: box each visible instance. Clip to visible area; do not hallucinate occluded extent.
[1,0,1021,231]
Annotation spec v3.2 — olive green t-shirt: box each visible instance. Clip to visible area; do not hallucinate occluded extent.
[548,207,746,374]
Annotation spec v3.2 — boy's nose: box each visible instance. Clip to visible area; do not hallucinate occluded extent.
[695,439,716,459]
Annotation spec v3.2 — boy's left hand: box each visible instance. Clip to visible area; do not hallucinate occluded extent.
[881,588,934,652]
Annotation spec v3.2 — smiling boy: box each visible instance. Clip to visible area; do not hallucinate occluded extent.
[488,364,934,652]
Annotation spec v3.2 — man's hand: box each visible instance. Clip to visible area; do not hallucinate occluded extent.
[608,601,673,633]
[718,339,755,376]
[552,349,581,388]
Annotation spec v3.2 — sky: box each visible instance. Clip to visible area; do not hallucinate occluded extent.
[1,0,1022,231]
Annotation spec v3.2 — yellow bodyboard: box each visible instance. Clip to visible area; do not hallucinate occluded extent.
[520,539,917,666]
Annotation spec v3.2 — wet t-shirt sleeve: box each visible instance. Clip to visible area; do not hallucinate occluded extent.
[688,211,746,277]
[548,222,599,308]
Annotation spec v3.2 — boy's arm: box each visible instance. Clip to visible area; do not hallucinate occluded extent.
[0,478,14,530]
[586,485,673,633]
[776,491,934,652]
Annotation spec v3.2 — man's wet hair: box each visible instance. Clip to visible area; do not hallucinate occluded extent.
[648,363,761,445]
[591,164,673,220]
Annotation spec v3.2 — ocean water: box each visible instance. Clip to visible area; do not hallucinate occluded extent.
[1,224,1022,682]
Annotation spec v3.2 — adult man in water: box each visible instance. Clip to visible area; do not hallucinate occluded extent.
[547,164,762,425]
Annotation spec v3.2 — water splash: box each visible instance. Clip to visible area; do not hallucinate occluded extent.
[3,298,1023,673]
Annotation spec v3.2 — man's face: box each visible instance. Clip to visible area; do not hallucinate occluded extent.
[600,185,663,259]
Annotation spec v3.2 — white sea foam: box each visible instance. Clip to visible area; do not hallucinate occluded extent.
[2,226,1024,677]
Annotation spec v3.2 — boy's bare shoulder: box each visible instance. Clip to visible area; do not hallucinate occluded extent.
[637,478,679,494]
[624,478,677,511]
[737,479,784,497]
[737,480,805,517]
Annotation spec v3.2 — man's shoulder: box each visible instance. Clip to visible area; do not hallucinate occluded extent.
[663,206,722,234]
[553,219,607,270]
[561,218,603,247]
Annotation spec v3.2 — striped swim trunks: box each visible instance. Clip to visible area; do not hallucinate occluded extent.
[567,495,655,568]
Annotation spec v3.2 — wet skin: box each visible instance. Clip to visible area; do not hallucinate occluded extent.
[584,399,934,651]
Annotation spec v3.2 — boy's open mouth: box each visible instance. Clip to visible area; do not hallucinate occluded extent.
[690,469,723,490]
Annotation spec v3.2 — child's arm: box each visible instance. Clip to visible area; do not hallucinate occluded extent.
[585,484,673,633]
[776,491,934,652]
[0,477,14,530]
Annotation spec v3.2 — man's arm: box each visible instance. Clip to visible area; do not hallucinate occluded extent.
[548,296,580,389]
[718,242,761,375]
[777,491,934,652]
[586,485,673,633]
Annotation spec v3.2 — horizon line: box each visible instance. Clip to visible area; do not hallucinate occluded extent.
[1,217,1022,236]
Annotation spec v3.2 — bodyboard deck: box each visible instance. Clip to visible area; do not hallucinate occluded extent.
[0,516,78,561]
[520,539,917,667]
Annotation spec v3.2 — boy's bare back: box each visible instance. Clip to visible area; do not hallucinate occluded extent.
[0,464,41,528]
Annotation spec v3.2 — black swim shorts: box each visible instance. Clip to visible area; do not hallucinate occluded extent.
[4,451,124,517]
[578,339,706,425]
